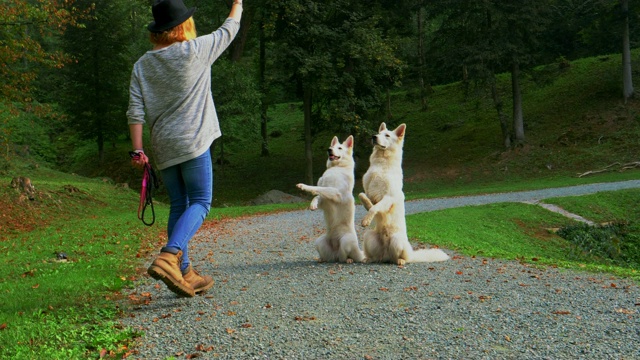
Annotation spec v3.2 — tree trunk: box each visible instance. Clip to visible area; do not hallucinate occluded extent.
[229,3,252,62]
[490,76,511,149]
[621,0,634,103]
[386,88,392,120]
[303,86,313,185]
[259,17,269,157]
[93,37,105,163]
[218,136,226,167]
[417,5,427,111]
[511,61,524,145]
[462,63,469,100]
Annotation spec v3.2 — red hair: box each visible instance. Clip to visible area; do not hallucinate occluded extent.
[150,17,197,46]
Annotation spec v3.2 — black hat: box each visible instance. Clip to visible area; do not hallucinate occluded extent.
[148,0,196,33]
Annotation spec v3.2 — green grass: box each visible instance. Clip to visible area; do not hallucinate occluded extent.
[0,172,165,359]
[408,189,640,280]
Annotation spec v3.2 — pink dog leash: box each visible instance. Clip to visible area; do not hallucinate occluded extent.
[130,152,159,226]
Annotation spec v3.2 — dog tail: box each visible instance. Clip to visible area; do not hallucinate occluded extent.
[408,248,450,263]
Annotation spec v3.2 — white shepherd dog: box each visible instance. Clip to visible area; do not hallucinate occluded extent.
[297,135,365,263]
[359,123,449,265]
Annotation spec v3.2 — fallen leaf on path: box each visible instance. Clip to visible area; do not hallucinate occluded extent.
[615,308,635,314]
[195,344,214,352]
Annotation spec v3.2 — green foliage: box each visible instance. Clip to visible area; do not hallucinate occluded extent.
[0,0,80,103]
[61,0,138,158]
[211,58,262,161]
[268,0,403,137]
[557,222,639,266]
[0,101,63,170]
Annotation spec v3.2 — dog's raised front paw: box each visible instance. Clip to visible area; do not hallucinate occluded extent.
[361,213,373,227]
[297,183,307,191]
[309,197,319,210]
[358,193,373,210]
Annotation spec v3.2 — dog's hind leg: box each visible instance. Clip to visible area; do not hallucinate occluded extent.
[362,230,384,262]
[339,233,364,263]
[390,234,412,266]
[315,234,336,262]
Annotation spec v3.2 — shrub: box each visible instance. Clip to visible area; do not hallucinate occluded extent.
[557,222,639,266]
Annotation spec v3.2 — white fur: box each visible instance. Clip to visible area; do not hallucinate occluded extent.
[297,136,365,263]
[359,123,449,265]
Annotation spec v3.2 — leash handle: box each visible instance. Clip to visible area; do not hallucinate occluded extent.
[137,163,157,226]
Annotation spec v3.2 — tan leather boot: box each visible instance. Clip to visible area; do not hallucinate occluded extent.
[147,250,195,297]
[183,265,214,294]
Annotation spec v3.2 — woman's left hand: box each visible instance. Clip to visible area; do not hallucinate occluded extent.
[130,151,149,170]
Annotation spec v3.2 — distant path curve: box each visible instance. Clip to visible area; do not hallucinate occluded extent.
[403,179,640,215]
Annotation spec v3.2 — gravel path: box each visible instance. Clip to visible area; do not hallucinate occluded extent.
[120,180,640,360]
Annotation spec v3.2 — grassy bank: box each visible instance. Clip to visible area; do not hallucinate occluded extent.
[408,188,640,280]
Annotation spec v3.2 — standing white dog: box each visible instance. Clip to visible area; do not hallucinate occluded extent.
[359,123,449,265]
[297,136,365,263]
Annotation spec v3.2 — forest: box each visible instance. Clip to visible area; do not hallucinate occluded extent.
[1,0,638,186]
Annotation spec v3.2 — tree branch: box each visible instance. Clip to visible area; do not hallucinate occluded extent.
[577,161,639,177]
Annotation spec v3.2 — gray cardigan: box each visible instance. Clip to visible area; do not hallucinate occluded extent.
[126,18,240,170]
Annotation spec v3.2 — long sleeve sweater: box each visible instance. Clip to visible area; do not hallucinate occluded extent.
[126,18,240,170]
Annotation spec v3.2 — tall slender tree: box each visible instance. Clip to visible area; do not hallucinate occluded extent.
[62,0,133,162]
[621,0,634,103]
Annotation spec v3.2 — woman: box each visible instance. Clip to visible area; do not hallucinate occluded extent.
[126,0,243,297]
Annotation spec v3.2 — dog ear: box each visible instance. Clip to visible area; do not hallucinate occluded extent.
[394,124,406,139]
[378,122,387,132]
[344,135,354,150]
[331,136,339,147]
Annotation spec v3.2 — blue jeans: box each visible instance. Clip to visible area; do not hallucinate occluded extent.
[160,149,212,272]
